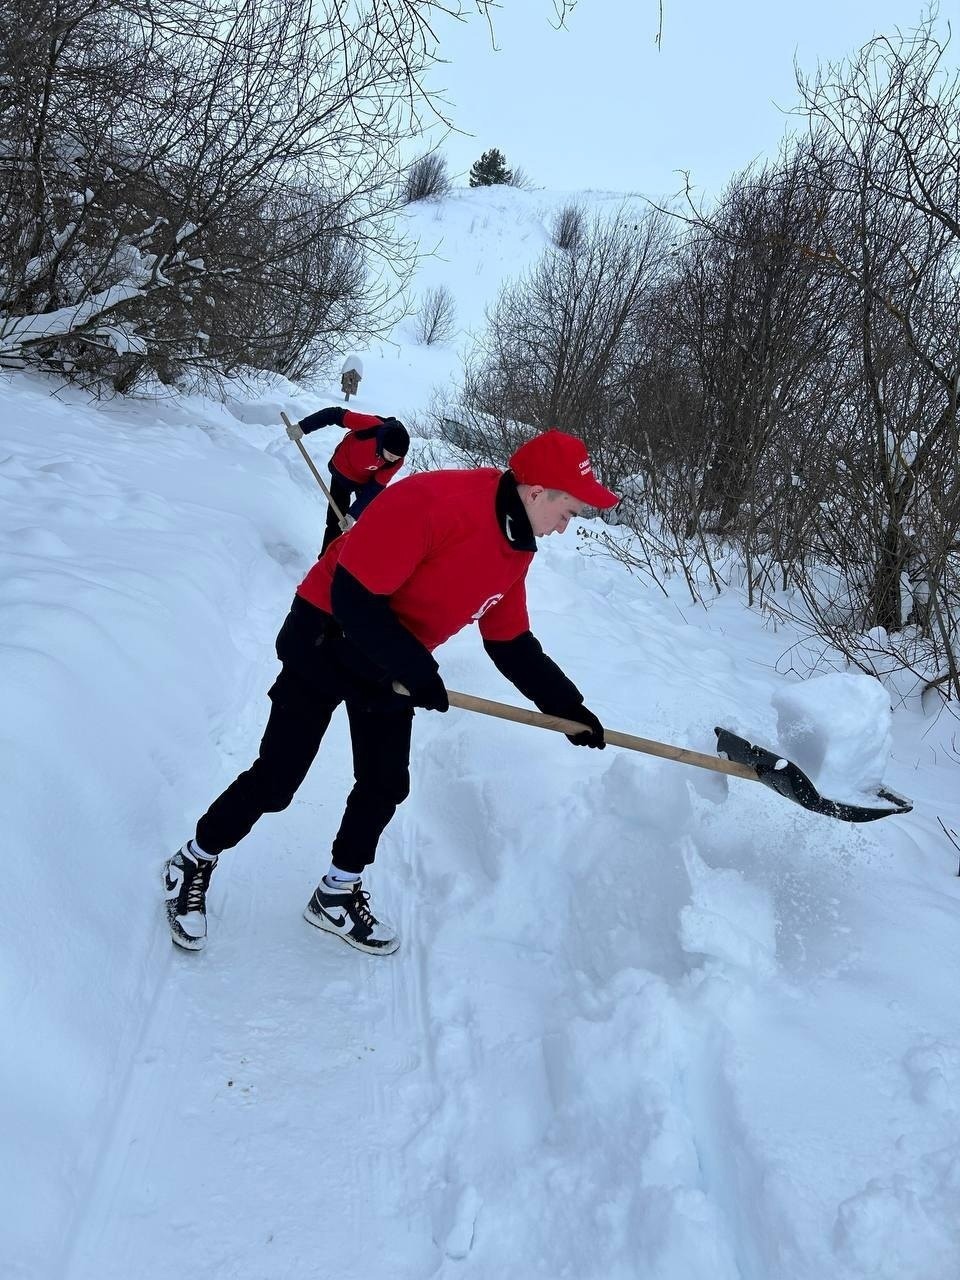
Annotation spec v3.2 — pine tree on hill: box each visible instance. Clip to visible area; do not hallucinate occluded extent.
[469,148,513,187]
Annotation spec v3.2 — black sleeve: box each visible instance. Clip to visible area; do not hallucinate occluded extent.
[299,405,345,434]
[483,630,584,714]
[330,564,439,694]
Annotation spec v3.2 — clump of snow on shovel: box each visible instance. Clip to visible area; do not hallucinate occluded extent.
[771,672,893,803]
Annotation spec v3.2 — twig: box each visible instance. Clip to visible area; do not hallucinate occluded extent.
[938,816,960,876]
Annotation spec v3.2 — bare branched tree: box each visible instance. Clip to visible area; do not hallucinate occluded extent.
[607,17,960,696]
[0,0,431,386]
[791,20,960,691]
[460,208,669,496]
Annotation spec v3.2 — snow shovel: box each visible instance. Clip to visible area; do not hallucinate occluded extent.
[438,690,913,824]
[281,410,350,531]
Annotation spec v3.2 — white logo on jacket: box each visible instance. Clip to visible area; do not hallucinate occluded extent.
[471,594,504,622]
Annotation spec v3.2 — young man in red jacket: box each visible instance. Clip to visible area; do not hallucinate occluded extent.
[163,430,618,955]
[285,406,410,552]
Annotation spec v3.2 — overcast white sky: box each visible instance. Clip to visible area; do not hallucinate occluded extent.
[422,0,933,200]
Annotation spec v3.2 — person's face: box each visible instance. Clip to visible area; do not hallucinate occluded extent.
[382,449,401,463]
[524,487,586,537]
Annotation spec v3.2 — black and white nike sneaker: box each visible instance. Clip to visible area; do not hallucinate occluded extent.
[303,879,399,955]
[163,843,217,951]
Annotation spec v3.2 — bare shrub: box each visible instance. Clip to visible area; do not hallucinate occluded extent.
[506,166,536,191]
[551,203,586,253]
[402,153,452,203]
[415,285,457,345]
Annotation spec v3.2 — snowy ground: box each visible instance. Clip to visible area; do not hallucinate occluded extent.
[4,187,960,1280]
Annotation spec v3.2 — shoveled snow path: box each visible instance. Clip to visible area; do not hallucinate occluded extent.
[58,565,787,1280]
[59,758,753,1277]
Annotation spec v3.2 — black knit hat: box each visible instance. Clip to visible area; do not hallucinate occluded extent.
[380,420,410,457]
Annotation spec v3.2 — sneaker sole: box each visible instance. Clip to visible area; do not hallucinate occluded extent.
[302,905,400,956]
[169,928,206,952]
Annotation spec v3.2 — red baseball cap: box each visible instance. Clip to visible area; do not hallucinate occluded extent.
[509,429,619,509]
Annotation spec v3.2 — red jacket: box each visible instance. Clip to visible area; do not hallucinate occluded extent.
[297,469,533,650]
[330,411,404,487]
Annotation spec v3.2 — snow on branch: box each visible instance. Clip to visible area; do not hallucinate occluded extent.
[0,277,151,352]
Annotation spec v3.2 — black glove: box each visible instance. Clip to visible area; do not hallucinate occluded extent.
[560,702,605,748]
[406,669,449,713]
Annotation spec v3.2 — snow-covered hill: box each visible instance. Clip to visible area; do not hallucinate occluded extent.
[3,186,959,1280]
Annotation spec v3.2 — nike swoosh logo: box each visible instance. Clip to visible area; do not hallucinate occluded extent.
[319,906,350,928]
[164,867,183,896]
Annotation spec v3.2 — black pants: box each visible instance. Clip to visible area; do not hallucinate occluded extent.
[194,598,414,875]
[321,470,357,553]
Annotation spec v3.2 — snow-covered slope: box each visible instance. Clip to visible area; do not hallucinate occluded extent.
[3,187,960,1280]
[354,184,649,422]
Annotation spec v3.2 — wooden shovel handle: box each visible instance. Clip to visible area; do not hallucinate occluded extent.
[392,682,758,782]
[281,411,349,529]
[446,690,758,780]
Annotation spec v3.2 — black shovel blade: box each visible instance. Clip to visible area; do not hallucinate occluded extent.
[714,727,913,823]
